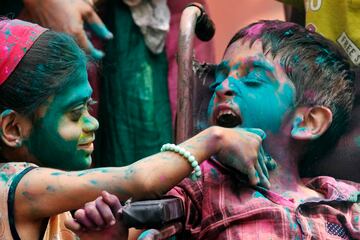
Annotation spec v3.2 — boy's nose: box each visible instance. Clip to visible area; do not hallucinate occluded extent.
[215,79,235,99]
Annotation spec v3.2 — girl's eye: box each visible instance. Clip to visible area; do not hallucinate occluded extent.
[69,108,83,122]
[68,99,97,122]
[87,99,97,112]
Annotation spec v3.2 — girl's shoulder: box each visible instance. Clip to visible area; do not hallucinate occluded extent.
[0,162,38,185]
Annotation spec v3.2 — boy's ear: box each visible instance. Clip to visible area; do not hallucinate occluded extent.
[0,110,23,147]
[290,106,333,140]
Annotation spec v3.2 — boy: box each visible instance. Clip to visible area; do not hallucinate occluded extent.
[69,20,360,239]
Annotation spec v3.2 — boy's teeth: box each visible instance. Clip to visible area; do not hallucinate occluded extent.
[218,110,236,118]
[215,108,242,128]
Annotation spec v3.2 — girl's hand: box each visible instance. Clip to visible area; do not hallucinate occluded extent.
[216,127,276,189]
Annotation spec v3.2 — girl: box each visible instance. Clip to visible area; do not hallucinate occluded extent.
[0,19,269,239]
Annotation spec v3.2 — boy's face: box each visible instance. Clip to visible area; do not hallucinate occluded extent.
[208,39,296,133]
[24,66,99,170]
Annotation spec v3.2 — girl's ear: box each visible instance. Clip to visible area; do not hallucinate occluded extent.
[0,110,24,147]
[291,106,333,140]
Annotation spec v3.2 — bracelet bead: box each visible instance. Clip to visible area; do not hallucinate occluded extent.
[160,143,202,181]
[191,161,198,168]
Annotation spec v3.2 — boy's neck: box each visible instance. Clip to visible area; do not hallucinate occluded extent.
[264,135,307,193]
[264,133,324,204]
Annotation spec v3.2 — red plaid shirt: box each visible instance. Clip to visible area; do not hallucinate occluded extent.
[166,159,360,240]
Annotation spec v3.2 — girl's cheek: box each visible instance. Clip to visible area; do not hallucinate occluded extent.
[58,120,82,141]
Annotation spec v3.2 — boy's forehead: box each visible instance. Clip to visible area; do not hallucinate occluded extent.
[221,40,273,69]
[223,39,266,64]
[219,38,294,89]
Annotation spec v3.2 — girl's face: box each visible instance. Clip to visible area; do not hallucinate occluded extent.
[24,68,99,170]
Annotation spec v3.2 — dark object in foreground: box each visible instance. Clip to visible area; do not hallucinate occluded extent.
[122,197,184,229]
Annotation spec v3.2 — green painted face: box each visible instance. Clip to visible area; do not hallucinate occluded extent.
[25,68,99,170]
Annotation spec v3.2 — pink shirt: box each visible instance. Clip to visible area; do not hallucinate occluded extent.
[167,159,360,240]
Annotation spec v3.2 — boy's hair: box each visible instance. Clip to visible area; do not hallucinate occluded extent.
[0,30,87,117]
[228,20,355,165]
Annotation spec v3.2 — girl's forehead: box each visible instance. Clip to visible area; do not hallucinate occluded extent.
[48,73,92,111]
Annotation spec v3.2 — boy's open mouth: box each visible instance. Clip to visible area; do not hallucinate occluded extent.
[216,108,243,128]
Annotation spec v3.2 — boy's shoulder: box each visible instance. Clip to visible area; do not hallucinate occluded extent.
[303,176,360,202]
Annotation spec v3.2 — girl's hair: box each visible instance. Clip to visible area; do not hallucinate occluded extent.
[0,30,87,117]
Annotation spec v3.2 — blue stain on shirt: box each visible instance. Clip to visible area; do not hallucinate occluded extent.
[210,168,219,180]
[252,191,266,199]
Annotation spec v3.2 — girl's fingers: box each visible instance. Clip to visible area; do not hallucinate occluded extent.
[247,166,260,186]
[255,160,270,189]
[259,147,269,179]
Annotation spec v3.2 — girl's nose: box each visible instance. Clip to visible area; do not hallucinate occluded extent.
[82,115,99,132]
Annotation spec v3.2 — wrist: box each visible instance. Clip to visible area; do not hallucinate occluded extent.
[206,126,224,156]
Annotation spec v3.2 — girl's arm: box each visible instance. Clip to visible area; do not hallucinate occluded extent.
[15,126,266,221]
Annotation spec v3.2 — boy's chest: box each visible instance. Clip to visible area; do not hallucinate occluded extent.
[197,175,355,240]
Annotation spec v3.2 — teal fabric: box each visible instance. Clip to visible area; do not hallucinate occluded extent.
[94,1,172,167]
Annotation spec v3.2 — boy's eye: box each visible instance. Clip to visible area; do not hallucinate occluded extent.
[209,81,221,91]
[210,71,229,91]
[242,77,262,86]
[242,71,267,86]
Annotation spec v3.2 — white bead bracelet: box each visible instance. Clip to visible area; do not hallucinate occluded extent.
[160,143,202,181]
